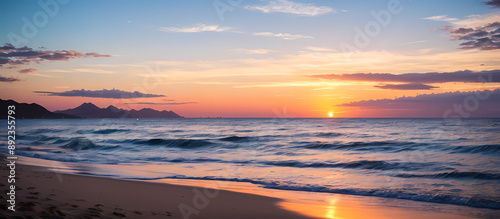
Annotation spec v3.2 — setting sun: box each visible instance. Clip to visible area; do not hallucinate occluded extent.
[328,112,334,118]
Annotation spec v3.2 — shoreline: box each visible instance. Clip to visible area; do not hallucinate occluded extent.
[2,164,312,218]
[2,162,497,218]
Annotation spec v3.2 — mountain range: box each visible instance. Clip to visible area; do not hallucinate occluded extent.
[0,99,80,119]
[55,102,183,118]
[0,99,183,119]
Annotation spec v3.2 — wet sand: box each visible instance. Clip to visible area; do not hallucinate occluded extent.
[1,164,311,218]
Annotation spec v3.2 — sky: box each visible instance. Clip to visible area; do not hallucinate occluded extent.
[1,0,500,118]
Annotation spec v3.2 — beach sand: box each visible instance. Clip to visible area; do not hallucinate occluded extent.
[1,164,312,218]
[1,163,496,219]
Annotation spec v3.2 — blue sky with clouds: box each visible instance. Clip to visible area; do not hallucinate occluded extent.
[1,0,499,117]
[1,0,494,60]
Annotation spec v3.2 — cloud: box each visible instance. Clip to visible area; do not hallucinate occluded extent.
[253,32,313,40]
[244,0,334,16]
[453,12,500,28]
[0,43,111,68]
[339,89,500,116]
[400,40,426,45]
[43,68,116,74]
[0,75,20,82]
[234,81,354,88]
[374,83,439,90]
[427,12,500,50]
[125,102,197,105]
[73,69,116,74]
[311,70,500,90]
[16,68,54,78]
[339,89,500,118]
[18,68,37,74]
[485,0,500,8]
[311,69,500,83]
[447,22,500,50]
[305,46,335,52]
[233,48,274,54]
[34,88,165,99]
[422,15,459,22]
[157,24,230,33]
[417,48,434,54]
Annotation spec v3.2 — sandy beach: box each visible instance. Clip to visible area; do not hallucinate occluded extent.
[2,161,497,219]
[1,164,312,218]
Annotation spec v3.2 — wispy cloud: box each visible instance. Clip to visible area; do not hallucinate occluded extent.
[234,81,356,88]
[34,88,165,99]
[400,40,426,45]
[125,102,197,105]
[253,32,313,40]
[44,69,116,74]
[0,43,111,69]
[305,46,335,52]
[73,69,116,74]
[18,68,37,74]
[244,0,335,16]
[452,11,500,28]
[233,48,274,54]
[157,24,231,33]
[422,15,458,22]
[17,68,55,78]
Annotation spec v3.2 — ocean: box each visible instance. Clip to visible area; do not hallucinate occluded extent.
[2,118,500,210]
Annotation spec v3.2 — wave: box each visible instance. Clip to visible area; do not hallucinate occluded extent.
[234,130,254,133]
[134,157,450,172]
[133,138,214,148]
[37,136,60,142]
[125,175,500,210]
[315,132,343,137]
[29,128,63,134]
[262,160,449,171]
[303,141,422,152]
[143,157,251,164]
[92,129,130,134]
[450,144,500,155]
[169,130,185,133]
[219,136,255,142]
[53,138,71,144]
[394,171,500,180]
[60,138,118,151]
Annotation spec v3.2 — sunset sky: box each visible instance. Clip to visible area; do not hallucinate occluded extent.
[1,0,500,118]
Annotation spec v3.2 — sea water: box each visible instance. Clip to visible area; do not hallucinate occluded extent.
[1,118,499,210]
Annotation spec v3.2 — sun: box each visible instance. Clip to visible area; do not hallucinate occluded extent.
[328,111,334,118]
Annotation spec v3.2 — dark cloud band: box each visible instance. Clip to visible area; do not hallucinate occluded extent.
[0,76,20,82]
[34,89,165,99]
[374,83,439,90]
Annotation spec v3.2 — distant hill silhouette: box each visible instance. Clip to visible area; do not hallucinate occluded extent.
[55,102,183,118]
[0,99,80,119]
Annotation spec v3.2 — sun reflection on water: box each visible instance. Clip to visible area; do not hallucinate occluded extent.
[325,197,339,219]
